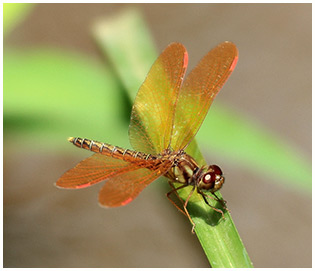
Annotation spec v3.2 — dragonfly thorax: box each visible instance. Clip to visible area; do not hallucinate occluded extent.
[168,153,225,193]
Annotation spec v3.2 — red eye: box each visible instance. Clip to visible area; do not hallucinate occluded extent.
[210,165,222,176]
[203,172,216,184]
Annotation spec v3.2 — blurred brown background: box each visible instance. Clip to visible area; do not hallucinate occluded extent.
[4,3,311,267]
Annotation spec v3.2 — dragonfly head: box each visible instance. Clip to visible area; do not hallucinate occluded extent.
[198,165,225,192]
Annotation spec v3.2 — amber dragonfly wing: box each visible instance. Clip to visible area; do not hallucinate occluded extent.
[170,41,238,151]
[129,42,188,154]
[98,160,172,207]
[56,154,141,189]
[56,153,172,206]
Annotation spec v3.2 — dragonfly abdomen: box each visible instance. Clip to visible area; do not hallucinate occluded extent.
[68,137,156,162]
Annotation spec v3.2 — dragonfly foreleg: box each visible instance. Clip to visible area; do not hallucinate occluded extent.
[166,182,196,233]
[166,182,188,217]
[211,192,229,210]
[199,190,226,218]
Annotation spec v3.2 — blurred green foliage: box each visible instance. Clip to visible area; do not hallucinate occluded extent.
[4,48,129,151]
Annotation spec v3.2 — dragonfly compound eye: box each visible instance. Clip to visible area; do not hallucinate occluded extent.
[210,164,223,176]
[199,165,225,192]
[203,172,216,185]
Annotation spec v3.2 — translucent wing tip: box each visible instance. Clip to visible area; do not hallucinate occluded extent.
[219,41,239,71]
[221,40,239,54]
[166,42,188,63]
[167,41,185,48]
[221,40,237,47]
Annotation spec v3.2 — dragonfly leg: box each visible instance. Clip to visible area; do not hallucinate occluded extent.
[166,182,188,216]
[166,182,197,233]
[183,186,197,233]
[198,190,226,218]
[211,192,229,211]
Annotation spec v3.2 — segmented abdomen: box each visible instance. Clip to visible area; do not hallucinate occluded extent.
[68,137,158,163]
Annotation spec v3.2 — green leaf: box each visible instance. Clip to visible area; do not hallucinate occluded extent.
[4,48,129,151]
[92,8,253,267]
[3,3,35,36]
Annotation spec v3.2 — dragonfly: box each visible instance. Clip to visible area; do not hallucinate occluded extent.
[56,41,238,232]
